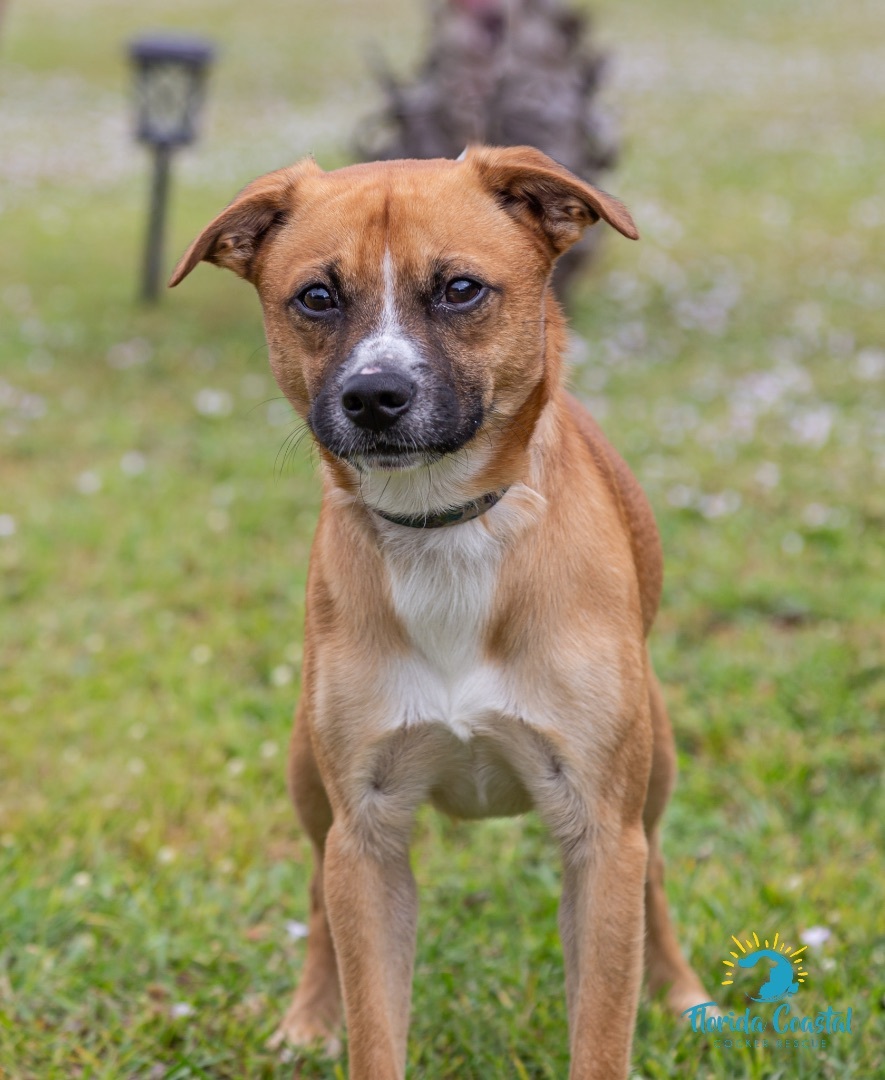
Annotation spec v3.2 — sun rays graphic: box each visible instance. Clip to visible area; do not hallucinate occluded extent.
[720,930,809,989]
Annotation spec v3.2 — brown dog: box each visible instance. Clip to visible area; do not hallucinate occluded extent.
[171,146,709,1078]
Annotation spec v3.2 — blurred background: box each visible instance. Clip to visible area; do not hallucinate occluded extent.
[1,1,883,1077]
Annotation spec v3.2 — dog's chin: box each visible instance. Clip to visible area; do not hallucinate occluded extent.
[348,449,444,473]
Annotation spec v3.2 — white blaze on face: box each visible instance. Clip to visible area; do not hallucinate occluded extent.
[345,248,421,379]
[379,248,398,336]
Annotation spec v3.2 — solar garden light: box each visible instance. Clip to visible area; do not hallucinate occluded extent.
[129,34,215,302]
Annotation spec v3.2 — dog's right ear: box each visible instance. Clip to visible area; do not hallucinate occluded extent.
[168,159,319,287]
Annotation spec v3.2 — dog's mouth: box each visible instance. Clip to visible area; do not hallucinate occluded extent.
[342,442,445,473]
[311,421,479,474]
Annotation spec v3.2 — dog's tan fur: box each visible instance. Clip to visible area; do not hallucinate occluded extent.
[172,146,708,1079]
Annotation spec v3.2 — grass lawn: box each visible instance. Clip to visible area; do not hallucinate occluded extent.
[1,0,884,1076]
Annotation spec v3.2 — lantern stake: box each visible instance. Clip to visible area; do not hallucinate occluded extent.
[128,34,215,304]
[142,142,172,303]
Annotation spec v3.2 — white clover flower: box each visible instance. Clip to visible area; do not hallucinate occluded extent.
[194,388,233,417]
[75,471,101,495]
[801,926,831,949]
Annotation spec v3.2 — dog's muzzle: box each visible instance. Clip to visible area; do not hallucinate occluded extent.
[308,356,483,470]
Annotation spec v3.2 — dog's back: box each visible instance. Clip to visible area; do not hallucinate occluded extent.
[565,392,663,635]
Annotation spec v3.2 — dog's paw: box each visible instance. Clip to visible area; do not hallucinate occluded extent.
[267,1006,343,1060]
[665,979,719,1018]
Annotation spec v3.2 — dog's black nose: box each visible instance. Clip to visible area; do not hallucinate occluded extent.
[340,370,415,432]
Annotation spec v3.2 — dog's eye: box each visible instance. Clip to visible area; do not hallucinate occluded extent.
[444,278,484,306]
[297,285,336,313]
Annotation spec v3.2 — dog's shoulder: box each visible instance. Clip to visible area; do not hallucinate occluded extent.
[564,392,663,635]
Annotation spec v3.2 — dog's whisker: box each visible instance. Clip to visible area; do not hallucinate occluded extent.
[246,394,290,418]
[273,420,313,479]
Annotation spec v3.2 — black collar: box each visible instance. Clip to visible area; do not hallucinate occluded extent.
[374,488,509,529]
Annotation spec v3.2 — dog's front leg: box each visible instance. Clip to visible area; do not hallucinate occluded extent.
[558,820,649,1080]
[323,821,417,1080]
[534,675,655,1080]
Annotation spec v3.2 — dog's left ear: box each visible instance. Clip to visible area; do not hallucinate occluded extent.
[168,159,320,287]
[466,144,638,255]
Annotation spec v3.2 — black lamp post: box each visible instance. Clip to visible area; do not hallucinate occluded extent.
[129,34,215,302]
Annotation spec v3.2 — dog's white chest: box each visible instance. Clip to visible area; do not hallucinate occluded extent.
[380,518,511,739]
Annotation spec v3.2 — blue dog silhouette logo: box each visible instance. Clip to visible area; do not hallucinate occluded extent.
[721,931,808,1002]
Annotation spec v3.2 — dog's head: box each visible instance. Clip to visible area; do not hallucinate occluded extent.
[171,146,636,498]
